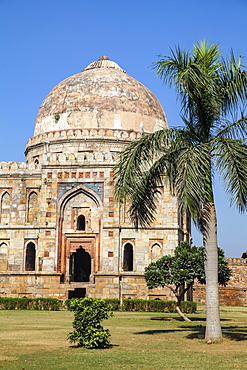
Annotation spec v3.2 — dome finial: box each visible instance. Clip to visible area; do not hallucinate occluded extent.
[83,56,126,73]
[99,56,109,61]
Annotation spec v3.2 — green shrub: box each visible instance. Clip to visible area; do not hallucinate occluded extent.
[103,298,120,311]
[0,297,17,310]
[122,298,148,311]
[67,297,113,348]
[147,299,166,312]
[122,298,135,311]
[122,299,196,313]
[166,300,177,313]
[0,296,196,314]
[135,299,148,311]
[180,301,197,313]
[16,297,32,310]
[0,297,63,310]
[30,298,63,310]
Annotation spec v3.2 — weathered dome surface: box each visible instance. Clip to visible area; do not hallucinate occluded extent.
[34,56,167,136]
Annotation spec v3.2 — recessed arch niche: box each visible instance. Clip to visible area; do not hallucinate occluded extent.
[0,191,11,224]
[123,243,133,271]
[0,242,8,271]
[27,191,39,223]
[151,242,163,262]
[25,242,36,271]
[57,185,102,279]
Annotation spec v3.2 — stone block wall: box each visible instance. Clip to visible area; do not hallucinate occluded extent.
[0,272,66,299]
[193,258,247,306]
[83,273,174,301]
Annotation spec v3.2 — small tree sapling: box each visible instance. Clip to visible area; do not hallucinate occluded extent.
[144,242,231,321]
[67,297,113,348]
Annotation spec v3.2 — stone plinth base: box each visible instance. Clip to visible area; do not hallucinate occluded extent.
[0,272,67,300]
[0,272,174,302]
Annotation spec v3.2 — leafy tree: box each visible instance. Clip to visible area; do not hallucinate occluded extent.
[144,242,231,321]
[66,297,113,348]
[115,41,247,342]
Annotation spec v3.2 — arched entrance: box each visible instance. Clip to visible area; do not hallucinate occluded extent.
[57,185,102,278]
[70,246,91,282]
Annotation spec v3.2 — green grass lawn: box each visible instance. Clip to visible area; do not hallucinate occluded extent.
[0,304,246,369]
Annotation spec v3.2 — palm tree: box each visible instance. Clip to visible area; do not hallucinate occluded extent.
[114,41,247,342]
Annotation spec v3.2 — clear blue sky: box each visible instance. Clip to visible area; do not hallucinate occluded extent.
[0,0,246,257]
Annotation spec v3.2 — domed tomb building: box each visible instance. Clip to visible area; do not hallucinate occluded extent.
[0,56,191,300]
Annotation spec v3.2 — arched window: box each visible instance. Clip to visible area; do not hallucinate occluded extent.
[0,242,8,253]
[123,243,133,271]
[0,242,8,271]
[25,242,36,271]
[1,192,11,224]
[27,192,38,223]
[151,243,162,262]
[77,215,86,231]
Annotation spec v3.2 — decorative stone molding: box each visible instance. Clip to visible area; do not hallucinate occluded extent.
[26,128,142,148]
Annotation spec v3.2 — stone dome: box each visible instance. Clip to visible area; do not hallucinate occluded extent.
[34,56,167,136]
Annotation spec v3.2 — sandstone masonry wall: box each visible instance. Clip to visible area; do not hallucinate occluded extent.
[193,258,247,306]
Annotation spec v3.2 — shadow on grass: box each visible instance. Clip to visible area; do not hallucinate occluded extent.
[150,316,230,322]
[136,318,244,341]
[134,329,182,335]
[182,324,247,341]
[150,316,206,322]
[134,326,206,339]
[179,325,205,339]
[69,344,119,349]
[222,325,247,341]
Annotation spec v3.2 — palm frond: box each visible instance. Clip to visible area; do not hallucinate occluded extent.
[217,52,247,114]
[153,42,223,141]
[215,115,247,140]
[127,154,171,228]
[213,138,247,212]
[192,40,221,73]
[114,129,172,204]
[153,45,216,115]
[114,128,196,228]
[172,142,211,229]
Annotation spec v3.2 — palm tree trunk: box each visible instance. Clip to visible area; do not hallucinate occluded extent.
[204,202,222,342]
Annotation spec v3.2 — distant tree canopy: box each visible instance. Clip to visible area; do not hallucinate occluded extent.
[144,242,231,321]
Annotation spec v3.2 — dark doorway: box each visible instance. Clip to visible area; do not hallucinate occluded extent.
[123,243,133,271]
[77,215,86,230]
[25,242,36,271]
[70,246,91,282]
[68,288,86,299]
